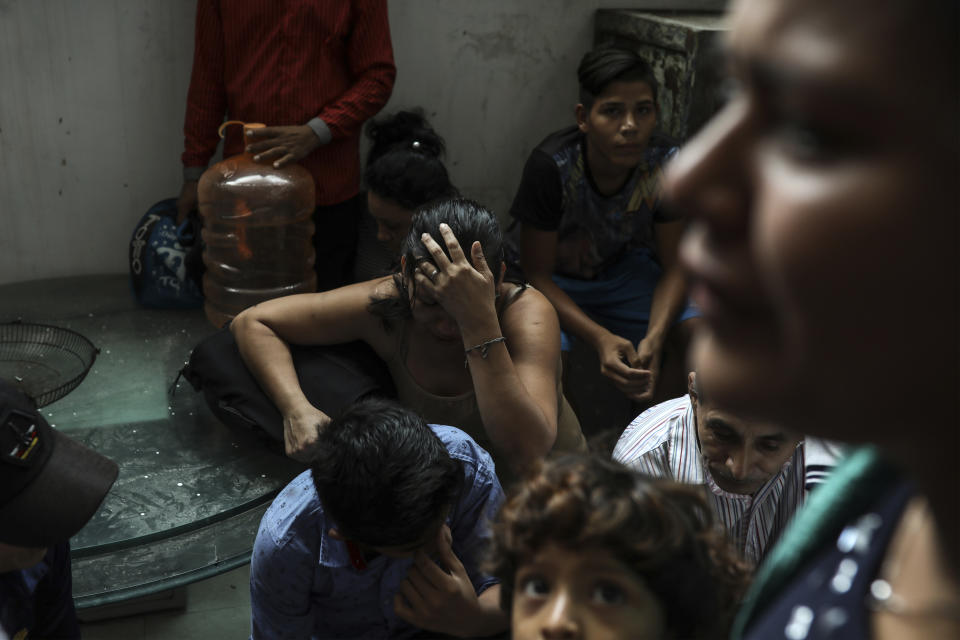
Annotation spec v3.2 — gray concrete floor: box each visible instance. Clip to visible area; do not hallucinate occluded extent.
[79,564,252,640]
[73,351,635,639]
[69,285,654,638]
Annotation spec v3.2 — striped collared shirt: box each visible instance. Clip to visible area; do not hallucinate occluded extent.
[613,396,838,566]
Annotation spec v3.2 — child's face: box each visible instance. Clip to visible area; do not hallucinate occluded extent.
[577,80,657,173]
[511,542,667,640]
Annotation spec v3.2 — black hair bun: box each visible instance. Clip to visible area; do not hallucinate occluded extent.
[366,109,445,165]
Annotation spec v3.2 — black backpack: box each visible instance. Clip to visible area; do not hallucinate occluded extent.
[177,328,396,443]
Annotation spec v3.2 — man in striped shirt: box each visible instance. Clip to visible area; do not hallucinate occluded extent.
[613,372,838,566]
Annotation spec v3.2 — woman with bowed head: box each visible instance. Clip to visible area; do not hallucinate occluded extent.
[665,0,959,637]
[232,198,586,480]
[353,109,458,281]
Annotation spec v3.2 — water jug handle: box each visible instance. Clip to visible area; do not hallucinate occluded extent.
[217,121,266,139]
[217,120,246,139]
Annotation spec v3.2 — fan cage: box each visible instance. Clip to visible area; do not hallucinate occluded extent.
[0,321,99,407]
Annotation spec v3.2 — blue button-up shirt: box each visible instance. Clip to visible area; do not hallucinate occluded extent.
[0,542,80,639]
[250,425,504,640]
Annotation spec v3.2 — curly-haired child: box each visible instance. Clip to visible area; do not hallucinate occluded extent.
[488,454,750,639]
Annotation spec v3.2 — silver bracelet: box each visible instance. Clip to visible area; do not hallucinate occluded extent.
[463,336,506,368]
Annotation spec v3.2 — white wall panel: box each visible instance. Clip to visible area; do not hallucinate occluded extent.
[0,1,723,285]
[0,0,195,285]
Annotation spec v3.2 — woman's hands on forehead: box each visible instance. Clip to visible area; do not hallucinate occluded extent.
[414,223,499,333]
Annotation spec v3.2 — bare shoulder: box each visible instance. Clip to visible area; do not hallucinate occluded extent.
[500,283,563,384]
[300,277,388,320]
[320,276,396,312]
[370,275,399,300]
[501,283,558,318]
[358,276,404,356]
[499,283,561,341]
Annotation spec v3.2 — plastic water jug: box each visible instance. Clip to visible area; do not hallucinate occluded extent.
[199,121,317,328]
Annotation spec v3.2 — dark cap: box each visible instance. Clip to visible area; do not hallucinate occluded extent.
[0,379,118,547]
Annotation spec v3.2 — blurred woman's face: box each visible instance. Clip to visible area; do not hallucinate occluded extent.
[407,280,461,343]
[368,191,413,255]
[399,255,462,343]
[666,0,956,440]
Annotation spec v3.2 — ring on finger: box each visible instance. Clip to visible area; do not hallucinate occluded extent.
[430,268,440,279]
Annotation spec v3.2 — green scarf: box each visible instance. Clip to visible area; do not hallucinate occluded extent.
[731,447,902,639]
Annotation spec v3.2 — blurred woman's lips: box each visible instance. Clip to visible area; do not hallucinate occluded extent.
[688,279,725,320]
[680,225,765,326]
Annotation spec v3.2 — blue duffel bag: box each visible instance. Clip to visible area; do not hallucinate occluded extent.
[129,198,204,309]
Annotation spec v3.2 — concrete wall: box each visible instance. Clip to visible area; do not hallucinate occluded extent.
[0,0,724,285]
[0,0,195,285]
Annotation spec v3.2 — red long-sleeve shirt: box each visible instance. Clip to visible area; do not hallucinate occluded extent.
[182,0,396,206]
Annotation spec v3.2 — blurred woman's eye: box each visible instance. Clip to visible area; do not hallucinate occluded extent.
[591,581,626,605]
[771,104,871,165]
[717,75,744,108]
[519,575,550,598]
[601,105,623,117]
[775,119,838,162]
